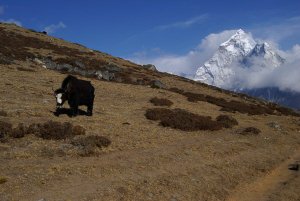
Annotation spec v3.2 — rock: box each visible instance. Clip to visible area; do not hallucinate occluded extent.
[151,80,167,89]
[57,64,73,72]
[143,64,157,71]
[103,65,120,72]
[42,58,57,69]
[34,58,43,65]
[74,60,85,69]
[74,67,87,76]
[102,71,115,81]
[266,122,285,132]
[95,71,115,81]
[0,57,15,65]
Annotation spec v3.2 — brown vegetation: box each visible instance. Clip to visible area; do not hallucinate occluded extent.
[145,108,222,131]
[71,135,112,157]
[216,115,238,128]
[37,121,85,140]
[150,97,173,107]
[240,127,261,135]
[0,120,85,140]
[0,120,12,138]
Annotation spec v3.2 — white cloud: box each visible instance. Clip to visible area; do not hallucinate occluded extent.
[223,44,300,93]
[131,26,300,93]
[0,6,4,15]
[130,29,236,76]
[44,22,66,34]
[0,18,22,26]
[156,15,208,30]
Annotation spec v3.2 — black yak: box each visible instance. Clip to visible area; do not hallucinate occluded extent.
[53,75,95,117]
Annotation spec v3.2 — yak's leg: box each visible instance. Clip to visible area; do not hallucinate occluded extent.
[87,95,94,116]
[70,97,79,117]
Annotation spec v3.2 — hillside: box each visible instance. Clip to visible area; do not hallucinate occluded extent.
[0,22,300,201]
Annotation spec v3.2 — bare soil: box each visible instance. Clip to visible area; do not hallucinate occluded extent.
[0,23,300,201]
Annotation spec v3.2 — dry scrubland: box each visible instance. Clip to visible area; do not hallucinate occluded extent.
[0,23,300,201]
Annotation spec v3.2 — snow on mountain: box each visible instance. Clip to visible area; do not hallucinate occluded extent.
[242,42,285,68]
[193,29,300,109]
[194,29,256,86]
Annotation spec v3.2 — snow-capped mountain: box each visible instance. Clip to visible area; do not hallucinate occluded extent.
[193,29,300,109]
[194,29,285,87]
[194,29,256,86]
[242,42,285,68]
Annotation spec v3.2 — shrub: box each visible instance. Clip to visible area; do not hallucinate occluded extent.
[0,110,8,117]
[240,127,261,135]
[37,121,83,140]
[71,135,111,157]
[10,123,26,138]
[72,135,111,148]
[150,97,173,107]
[216,115,238,128]
[145,108,222,131]
[183,92,206,102]
[0,121,12,138]
[0,178,7,184]
[73,125,86,136]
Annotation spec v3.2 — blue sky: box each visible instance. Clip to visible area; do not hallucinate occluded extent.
[1,0,300,75]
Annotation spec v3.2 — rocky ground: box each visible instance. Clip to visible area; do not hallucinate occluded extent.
[0,23,300,201]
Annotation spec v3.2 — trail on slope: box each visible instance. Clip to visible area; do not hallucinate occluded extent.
[228,149,300,201]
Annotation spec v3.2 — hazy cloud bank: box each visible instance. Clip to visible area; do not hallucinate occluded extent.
[44,22,66,34]
[0,18,22,26]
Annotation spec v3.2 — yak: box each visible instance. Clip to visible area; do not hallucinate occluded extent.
[53,75,95,117]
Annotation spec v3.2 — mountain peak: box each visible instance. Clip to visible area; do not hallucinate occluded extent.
[194,30,284,87]
[236,29,245,35]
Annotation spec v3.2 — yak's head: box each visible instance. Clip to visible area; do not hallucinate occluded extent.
[53,88,67,109]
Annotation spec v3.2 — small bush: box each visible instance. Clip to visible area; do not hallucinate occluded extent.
[72,135,111,148]
[0,110,8,117]
[10,123,26,138]
[150,97,173,107]
[73,125,86,136]
[240,127,261,135]
[183,92,206,102]
[0,121,12,138]
[216,115,238,128]
[169,88,185,94]
[0,178,7,184]
[38,121,74,140]
[71,135,111,157]
[145,108,222,131]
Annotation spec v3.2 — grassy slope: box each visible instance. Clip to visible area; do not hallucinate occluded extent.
[0,23,300,201]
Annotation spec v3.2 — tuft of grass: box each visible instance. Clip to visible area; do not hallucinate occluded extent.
[0,121,12,138]
[0,110,8,117]
[0,178,7,184]
[150,97,173,107]
[145,108,222,131]
[240,127,261,135]
[71,135,111,157]
[37,121,74,140]
[216,115,238,128]
[10,123,26,138]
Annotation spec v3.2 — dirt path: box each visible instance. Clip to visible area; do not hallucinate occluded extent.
[228,148,300,201]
